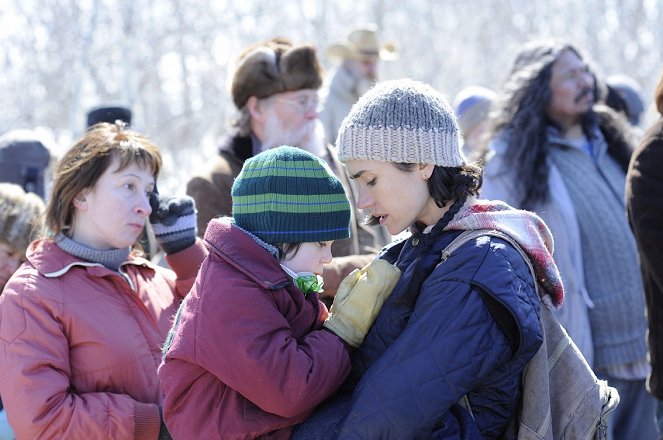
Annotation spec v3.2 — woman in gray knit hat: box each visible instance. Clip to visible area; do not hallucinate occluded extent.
[291,79,575,439]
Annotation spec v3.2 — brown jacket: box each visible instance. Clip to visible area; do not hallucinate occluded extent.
[186,134,391,297]
[626,117,663,398]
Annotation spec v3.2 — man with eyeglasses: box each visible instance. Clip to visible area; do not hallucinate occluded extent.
[186,37,391,299]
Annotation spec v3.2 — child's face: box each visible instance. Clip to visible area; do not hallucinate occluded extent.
[281,241,334,275]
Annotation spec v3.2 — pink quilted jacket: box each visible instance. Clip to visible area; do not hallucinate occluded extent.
[0,238,207,439]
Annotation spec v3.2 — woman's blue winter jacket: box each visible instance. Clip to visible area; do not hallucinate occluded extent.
[337,228,544,439]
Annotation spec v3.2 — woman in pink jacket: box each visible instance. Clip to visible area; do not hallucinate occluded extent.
[0,122,207,439]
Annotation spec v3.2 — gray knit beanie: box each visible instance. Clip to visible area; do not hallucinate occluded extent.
[337,79,465,166]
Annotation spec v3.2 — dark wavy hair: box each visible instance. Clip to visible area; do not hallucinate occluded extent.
[479,40,611,210]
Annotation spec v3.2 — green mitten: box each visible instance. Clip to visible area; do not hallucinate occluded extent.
[323,259,401,347]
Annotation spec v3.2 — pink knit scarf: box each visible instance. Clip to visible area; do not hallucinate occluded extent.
[446,198,565,308]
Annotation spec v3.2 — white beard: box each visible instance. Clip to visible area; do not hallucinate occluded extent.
[261,113,326,157]
[300,120,328,157]
[345,61,377,98]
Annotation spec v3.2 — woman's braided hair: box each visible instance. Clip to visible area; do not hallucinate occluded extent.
[390,162,482,307]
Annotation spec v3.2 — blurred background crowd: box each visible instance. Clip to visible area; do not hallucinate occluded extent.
[1,0,661,194]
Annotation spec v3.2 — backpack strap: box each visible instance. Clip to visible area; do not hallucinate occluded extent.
[439,229,538,294]
[440,229,534,423]
[438,229,531,355]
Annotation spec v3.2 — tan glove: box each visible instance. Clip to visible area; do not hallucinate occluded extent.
[323,259,401,348]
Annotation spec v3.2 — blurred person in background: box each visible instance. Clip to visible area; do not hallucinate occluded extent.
[626,68,663,438]
[605,73,646,129]
[186,37,390,300]
[0,182,45,440]
[0,122,207,439]
[453,85,497,160]
[481,40,655,439]
[0,130,52,200]
[86,104,133,128]
[0,183,44,292]
[319,24,398,145]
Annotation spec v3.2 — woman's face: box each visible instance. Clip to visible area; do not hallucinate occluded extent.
[71,158,155,250]
[346,160,438,235]
[281,241,334,275]
[0,241,23,290]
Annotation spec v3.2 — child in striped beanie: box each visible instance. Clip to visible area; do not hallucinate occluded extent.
[231,145,352,267]
[231,146,353,292]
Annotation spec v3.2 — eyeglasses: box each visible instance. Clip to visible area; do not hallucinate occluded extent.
[556,65,593,84]
[274,94,320,113]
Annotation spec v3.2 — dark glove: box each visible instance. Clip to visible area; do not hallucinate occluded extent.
[149,186,197,254]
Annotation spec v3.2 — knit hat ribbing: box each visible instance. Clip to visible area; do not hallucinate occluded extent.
[231,146,351,244]
[337,79,466,166]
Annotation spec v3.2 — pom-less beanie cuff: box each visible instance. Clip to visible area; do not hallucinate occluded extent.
[337,125,464,166]
[238,210,351,243]
[337,79,466,167]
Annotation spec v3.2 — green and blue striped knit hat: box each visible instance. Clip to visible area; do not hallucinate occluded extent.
[231,146,351,244]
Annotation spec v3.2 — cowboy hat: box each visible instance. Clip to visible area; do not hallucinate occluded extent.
[327,24,398,62]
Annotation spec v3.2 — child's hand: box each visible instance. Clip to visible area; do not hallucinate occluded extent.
[323,259,401,347]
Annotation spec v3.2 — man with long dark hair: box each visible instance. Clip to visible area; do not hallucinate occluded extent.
[481,40,656,439]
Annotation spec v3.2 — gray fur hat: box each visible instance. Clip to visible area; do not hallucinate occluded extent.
[337,79,465,166]
[0,183,44,253]
[231,37,323,109]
